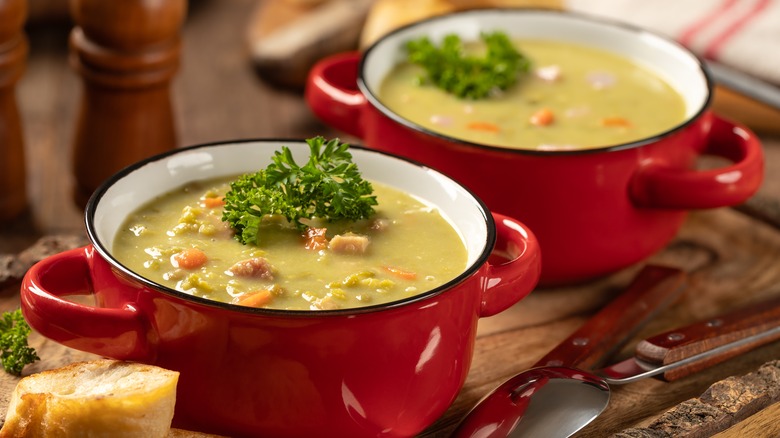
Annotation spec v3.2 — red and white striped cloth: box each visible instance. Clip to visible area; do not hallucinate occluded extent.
[566,0,780,85]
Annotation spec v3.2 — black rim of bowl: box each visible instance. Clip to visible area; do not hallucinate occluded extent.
[357,8,714,156]
[85,138,498,317]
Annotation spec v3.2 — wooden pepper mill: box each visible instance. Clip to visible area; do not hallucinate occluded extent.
[69,0,186,207]
[0,0,28,221]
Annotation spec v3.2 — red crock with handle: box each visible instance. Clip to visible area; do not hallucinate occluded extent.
[305,9,764,285]
[21,140,541,438]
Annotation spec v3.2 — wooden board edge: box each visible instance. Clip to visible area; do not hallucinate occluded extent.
[610,360,780,438]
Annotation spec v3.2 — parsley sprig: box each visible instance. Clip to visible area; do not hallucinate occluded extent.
[0,309,39,376]
[406,31,530,99]
[222,137,377,245]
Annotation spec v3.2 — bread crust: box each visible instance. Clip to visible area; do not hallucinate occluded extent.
[0,359,179,438]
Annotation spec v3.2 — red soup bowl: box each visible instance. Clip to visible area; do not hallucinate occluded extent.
[20,140,541,438]
[305,9,764,285]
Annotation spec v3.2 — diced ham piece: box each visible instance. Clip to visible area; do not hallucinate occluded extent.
[535,65,561,82]
[304,227,329,250]
[204,214,235,238]
[565,106,590,118]
[429,114,453,126]
[329,233,370,255]
[536,144,579,151]
[311,295,339,310]
[586,71,616,89]
[369,218,389,231]
[227,257,274,279]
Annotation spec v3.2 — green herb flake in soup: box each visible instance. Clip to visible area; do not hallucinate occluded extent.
[112,139,468,311]
[381,37,687,150]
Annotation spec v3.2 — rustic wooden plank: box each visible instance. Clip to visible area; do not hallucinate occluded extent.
[246,0,373,89]
[610,361,780,437]
[2,1,780,436]
[713,402,780,438]
[419,205,780,437]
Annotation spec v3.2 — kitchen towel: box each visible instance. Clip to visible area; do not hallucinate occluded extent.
[566,0,780,85]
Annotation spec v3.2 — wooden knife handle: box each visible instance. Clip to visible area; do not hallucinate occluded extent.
[534,265,686,370]
[636,295,780,381]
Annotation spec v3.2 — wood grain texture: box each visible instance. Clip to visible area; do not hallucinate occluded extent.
[0,0,28,220]
[611,361,780,438]
[713,86,780,137]
[247,0,374,89]
[713,401,780,438]
[534,265,686,370]
[418,205,780,437]
[69,0,187,207]
[633,295,780,382]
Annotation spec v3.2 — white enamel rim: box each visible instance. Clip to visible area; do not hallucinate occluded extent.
[85,139,496,316]
[358,8,713,155]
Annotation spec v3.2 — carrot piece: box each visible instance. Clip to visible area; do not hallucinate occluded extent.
[529,108,554,126]
[600,116,632,127]
[383,266,417,280]
[304,227,329,250]
[201,197,225,208]
[172,248,208,270]
[234,289,273,308]
[467,121,501,132]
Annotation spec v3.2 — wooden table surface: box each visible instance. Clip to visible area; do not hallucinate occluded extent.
[3,1,780,436]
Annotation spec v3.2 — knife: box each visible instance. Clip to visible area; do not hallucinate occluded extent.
[452,265,687,438]
[534,264,687,371]
[597,294,780,384]
[708,60,780,111]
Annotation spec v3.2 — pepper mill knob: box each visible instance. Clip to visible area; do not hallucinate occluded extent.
[69,0,187,207]
[0,0,28,220]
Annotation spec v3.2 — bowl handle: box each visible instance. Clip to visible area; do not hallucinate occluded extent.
[480,213,542,317]
[630,115,764,209]
[304,51,367,139]
[20,246,154,361]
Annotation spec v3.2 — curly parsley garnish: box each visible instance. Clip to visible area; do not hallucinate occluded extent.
[0,309,39,376]
[406,31,530,99]
[222,137,377,245]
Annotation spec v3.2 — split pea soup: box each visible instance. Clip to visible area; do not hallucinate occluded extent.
[112,177,468,311]
[378,38,687,150]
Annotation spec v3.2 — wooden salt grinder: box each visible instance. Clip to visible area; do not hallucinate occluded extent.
[69,0,186,207]
[0,0,28,220]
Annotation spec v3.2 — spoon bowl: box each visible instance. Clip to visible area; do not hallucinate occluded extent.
[455,285,780,437]
[453,265,688,438]
[459,367,610,438]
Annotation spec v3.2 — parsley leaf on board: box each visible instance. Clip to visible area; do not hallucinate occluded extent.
[0,309,40,376]
[222,137,378,245]
[405,31,531,100]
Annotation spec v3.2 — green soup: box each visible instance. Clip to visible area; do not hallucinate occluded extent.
[112,178,468,311]
[379,39,687,150]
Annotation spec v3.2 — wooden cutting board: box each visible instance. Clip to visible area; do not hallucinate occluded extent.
[423,206,780,437]
[2,203,780,436]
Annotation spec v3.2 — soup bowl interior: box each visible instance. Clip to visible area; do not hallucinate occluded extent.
[87,139,493,306]
[359,8,710,139]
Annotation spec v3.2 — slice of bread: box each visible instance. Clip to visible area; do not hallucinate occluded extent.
[0,359,179,438]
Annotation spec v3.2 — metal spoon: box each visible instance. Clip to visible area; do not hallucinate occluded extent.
[453,366,610,437]
[455,286,780,438]
[452,265,687,438]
